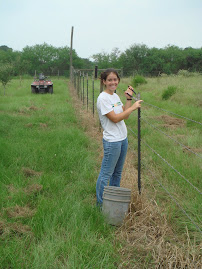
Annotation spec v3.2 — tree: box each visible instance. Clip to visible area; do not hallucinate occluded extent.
[0,63,13,95]
[184,47,202,72]
[15,54,30,84]
[21,43,58,75]
[0,45,12,52]
[91,51,111,69]
[118,44,149,76]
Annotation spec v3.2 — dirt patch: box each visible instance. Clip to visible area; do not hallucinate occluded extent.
[7,184,18,194]
[9,222,32,235]
[25,123,33,128]
[6,183,43,197]
[24,184,43,195]
[25,123,48,129]
[0,219,32,237]
[39,123,48,129]
[6,205,36,219]
[157,115,185,129]
[22,167,42,178]
[183,146,202,155]
[29,105,39,111]
[18,105,41,115]
[18,109,30,116]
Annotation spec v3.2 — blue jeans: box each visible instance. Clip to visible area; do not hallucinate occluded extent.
[96,138,128,205]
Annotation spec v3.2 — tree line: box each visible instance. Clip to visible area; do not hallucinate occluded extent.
[92,45,202,76]
[0,43,201,78]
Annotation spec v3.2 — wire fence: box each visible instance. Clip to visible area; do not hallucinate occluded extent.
[70,67,202,234]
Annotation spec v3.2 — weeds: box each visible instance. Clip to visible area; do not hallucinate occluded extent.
[162,85,177,100]
[131,75,147,87]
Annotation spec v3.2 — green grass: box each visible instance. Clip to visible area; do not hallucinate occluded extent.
[0,78,120,268]
[74,74,202,236]
[1,75,201,267]
[135,76,202,235]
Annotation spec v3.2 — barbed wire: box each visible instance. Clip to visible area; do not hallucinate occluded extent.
[144,166,202,233]
[128,127,138,137]
[128,143,202,233]
[142,140,202,195]
[143,101,202,125]
[141,118,202,159]
[127,127,202,195]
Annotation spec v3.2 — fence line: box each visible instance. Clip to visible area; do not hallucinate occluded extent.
[143,139,202,194]
[141,118,202,159]
[144,167,202,234]
[71,67,201,233]
[143,101,202,125]
[128,127,201,195]
[127,144,202,234]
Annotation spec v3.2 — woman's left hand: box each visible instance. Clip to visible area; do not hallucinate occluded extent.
[124,85,134,99]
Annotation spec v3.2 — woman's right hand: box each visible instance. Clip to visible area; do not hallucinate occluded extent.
[131,100,143,110]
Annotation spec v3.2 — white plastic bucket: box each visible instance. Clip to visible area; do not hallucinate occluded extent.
[102,186,131,226]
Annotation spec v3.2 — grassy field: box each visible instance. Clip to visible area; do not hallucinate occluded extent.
[74,73,202,236]
[0,78,121,268]
[0,75,201,268]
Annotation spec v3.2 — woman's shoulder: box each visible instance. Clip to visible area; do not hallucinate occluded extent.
[98,91,108,101]
[114,92,120,98]
[113,92,121,101]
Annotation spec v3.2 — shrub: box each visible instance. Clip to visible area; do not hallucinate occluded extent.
[160,73,168,77]
[162,86,177,100]
[0,63,13,95]
[177,69,199,77]
[131,75,147,87]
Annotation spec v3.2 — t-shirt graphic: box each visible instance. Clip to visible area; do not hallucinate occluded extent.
[112,101,121,108]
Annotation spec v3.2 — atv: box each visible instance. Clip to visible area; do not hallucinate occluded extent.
[31,73,53,94]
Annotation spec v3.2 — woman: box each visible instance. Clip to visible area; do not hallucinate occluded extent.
[96,68,143,206]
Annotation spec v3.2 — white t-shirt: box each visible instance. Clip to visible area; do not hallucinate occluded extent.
[97,92,127,142]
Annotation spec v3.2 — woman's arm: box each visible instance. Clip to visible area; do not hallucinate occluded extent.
[106,100,143,123]
[123,99,132,119]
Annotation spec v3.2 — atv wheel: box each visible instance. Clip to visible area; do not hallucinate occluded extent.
[31,86,36,93]
[48,86,53,94]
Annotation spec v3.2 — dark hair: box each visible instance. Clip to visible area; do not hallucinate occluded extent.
[100,68,120,85]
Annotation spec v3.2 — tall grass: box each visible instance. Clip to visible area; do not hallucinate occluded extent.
[0,78,120,268]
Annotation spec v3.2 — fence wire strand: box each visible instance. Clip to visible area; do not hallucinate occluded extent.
[128,127,202,195]
[144,166,202,233]
[128,143,202,234]
[143,101,202,125]
[141,118,202,159]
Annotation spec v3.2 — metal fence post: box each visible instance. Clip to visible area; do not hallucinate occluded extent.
[74,71,76,89]
[92,78,95,117]
[95,65,98,79]
[86,73,88,111]
[83,72,84,105]
[77,72,79,96]
[137,92,141,194]
[80,71,82,101]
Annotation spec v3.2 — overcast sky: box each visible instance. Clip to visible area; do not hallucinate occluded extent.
[1,0,202,59]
